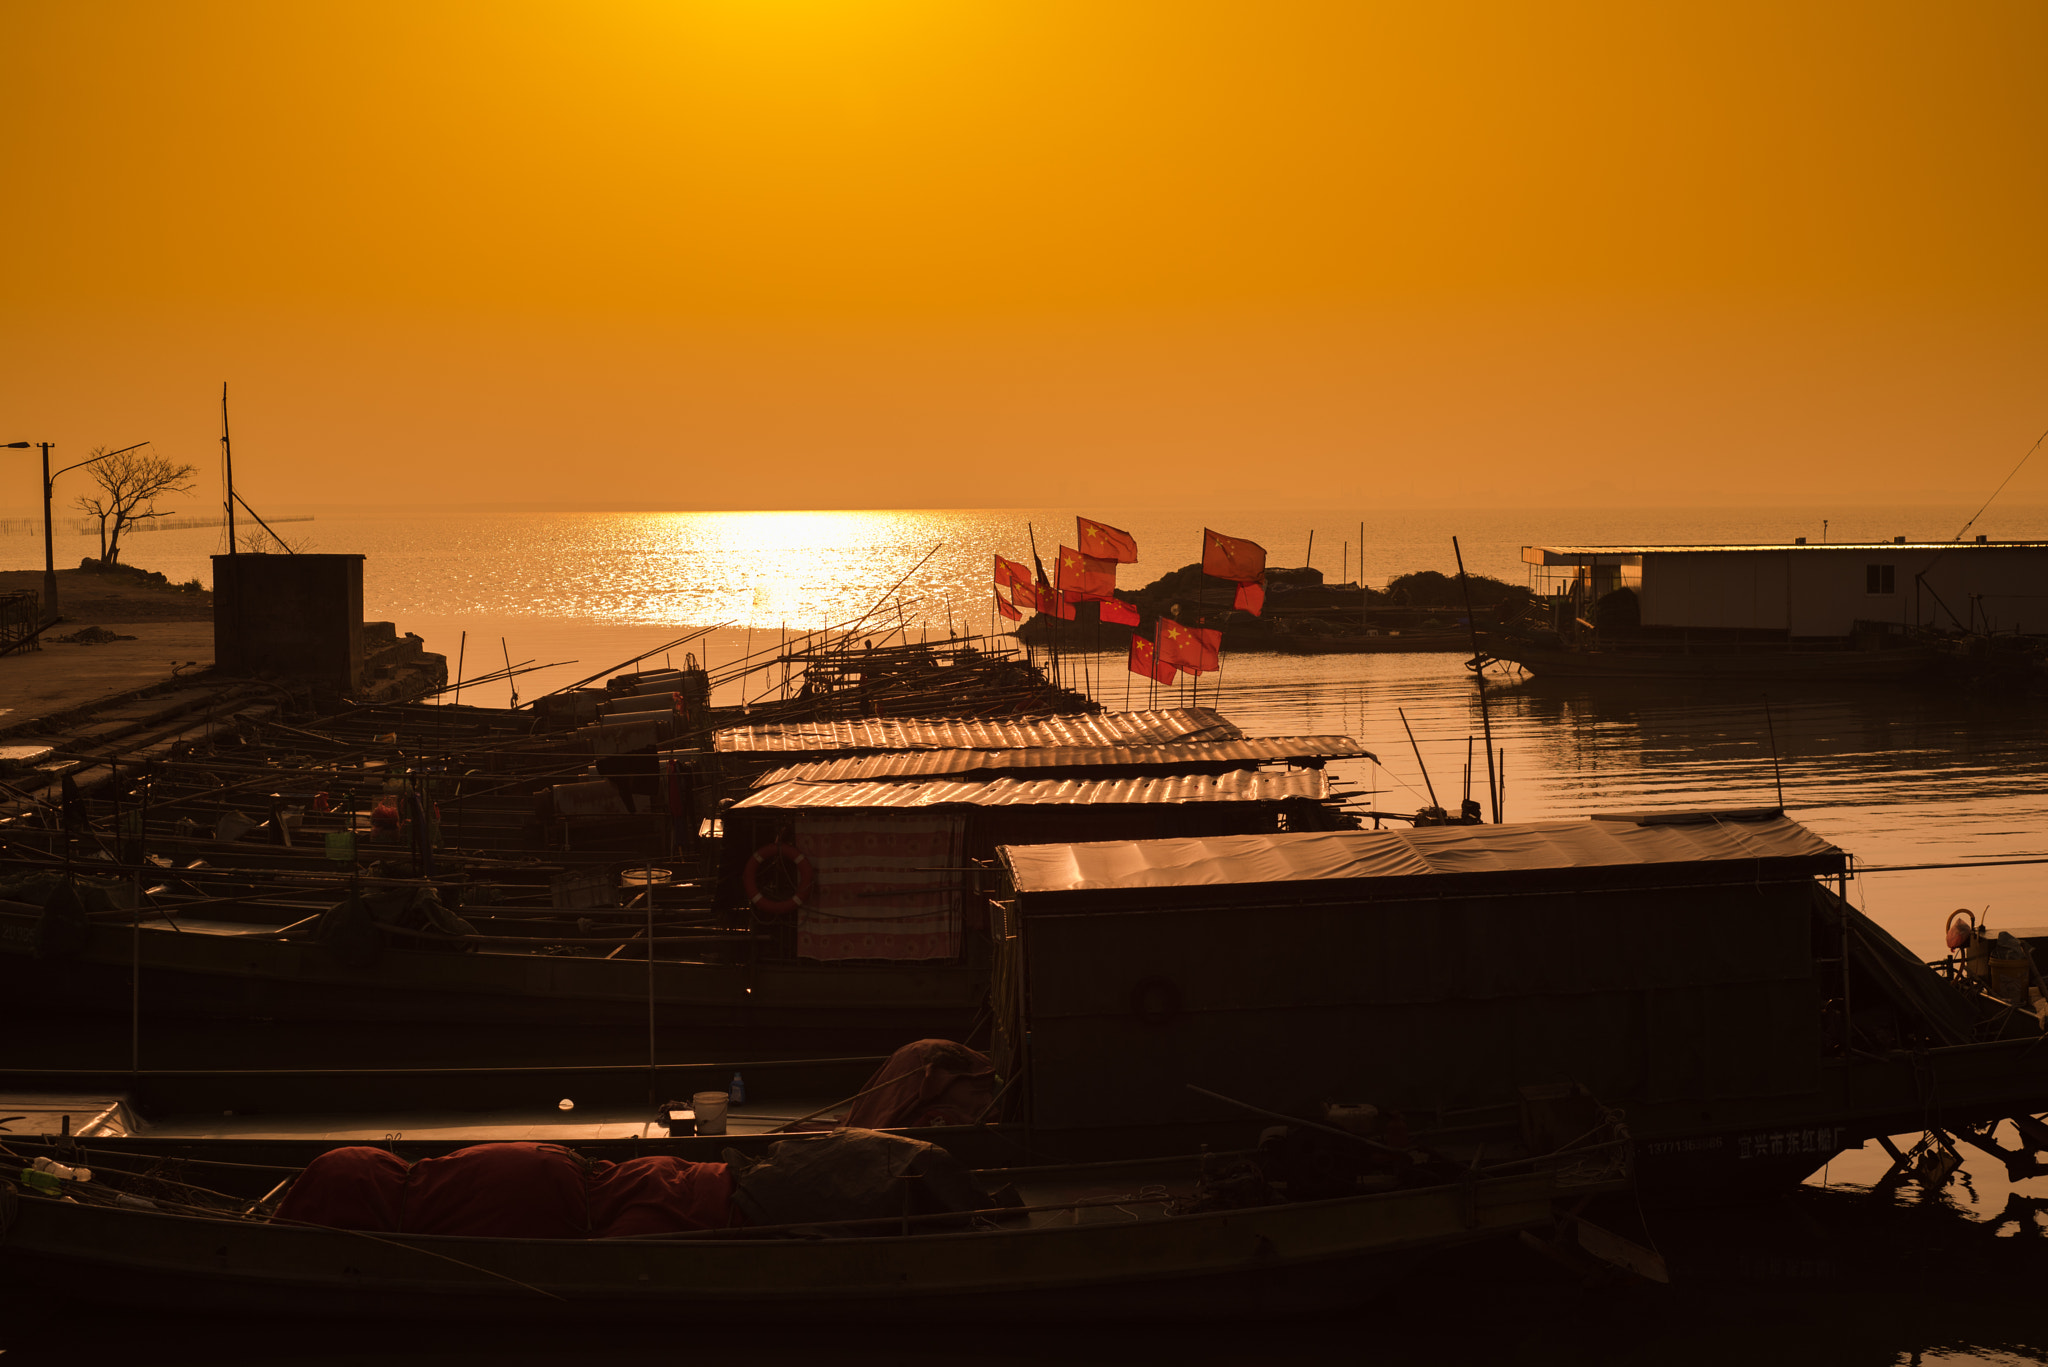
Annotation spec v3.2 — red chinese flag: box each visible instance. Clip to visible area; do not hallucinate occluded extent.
[1009,579,1038,612]
[1156,619,1207,674]
[1077,517,1138,564]
[995,555,1032,589]
[995,591,1021,622]
[1045,593,1077,621]
[1193,627,1223,673]
[1201,529,1267,583]
[1129,636,1176,684]
[1078,553,1118,601]
[1056,545,1118,602]
[1233,580,1265,616]
[1099,598,1140,626]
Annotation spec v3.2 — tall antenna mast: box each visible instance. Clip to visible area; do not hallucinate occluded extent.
[221,382,237,555]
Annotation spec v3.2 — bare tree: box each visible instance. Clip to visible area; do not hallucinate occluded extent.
[72,445,197,565]
[237,524,310,555]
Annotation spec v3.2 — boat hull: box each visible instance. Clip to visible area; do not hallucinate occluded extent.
[0,1160,1619,1322]
[1495,644,1940,681]
[0,909,983,1049]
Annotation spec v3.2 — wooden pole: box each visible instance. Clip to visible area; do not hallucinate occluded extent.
[1452,536,1501,823]
[1764,698,1786,810]
[645,875,657,1106]
[221,384,236,555]
[742,619,754,708]
[1398,706,1440,811]
[132,768,148,1076]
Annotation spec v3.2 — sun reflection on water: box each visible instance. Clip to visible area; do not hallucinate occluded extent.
[431,509,995,632]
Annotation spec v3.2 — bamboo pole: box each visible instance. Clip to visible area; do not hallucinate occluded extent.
[1452,535,1500,823]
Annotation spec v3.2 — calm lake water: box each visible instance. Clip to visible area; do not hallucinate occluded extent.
[4,503,2047,1363]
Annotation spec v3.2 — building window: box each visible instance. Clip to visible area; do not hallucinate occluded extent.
[1866,564,1895,594]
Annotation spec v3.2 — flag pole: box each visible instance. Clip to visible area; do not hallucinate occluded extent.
[1192,526,1203,712]
[1092,591,1103,708]
[1028,521,1058,692]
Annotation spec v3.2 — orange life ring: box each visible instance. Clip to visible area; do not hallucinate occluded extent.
[743,842,815,916]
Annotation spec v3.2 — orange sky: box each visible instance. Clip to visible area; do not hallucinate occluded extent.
[4,1,2045,513]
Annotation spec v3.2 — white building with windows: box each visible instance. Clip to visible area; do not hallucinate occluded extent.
[1522,539,2048,640]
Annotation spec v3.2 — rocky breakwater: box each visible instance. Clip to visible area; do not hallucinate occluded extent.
[355,621,449,704]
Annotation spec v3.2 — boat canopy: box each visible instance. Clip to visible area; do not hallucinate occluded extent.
[735,770,1330,811]
[1009,810,1845,1129]
[1525,540,2048,565]
[714,708,1240,755]
[1001,809,1845,904]
[752,737,1371,786]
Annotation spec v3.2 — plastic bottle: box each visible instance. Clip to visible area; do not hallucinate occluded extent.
[729,1072,746,1107]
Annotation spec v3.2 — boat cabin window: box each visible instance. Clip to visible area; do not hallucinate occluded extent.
[1865,564,1896,595]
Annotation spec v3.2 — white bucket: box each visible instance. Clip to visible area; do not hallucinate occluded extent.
[692,1091,730,1136]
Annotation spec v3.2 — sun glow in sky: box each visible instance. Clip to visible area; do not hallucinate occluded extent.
[4,1,2046,513]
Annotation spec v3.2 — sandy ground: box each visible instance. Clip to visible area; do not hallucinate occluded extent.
[0,621,216,729]
[1,566,215,727]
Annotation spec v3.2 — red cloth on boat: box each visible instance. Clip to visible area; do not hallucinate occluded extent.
[586,1155,737,1237]
[841,1039,996,1130]
[273,1145,409,1231]
[403,1143,592,1238]
[274,1143,735,1238]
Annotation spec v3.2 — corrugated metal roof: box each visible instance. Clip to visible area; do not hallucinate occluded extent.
[713,708,1242,755]
[734,770,1330,811]
[751,737,1373,786]
[1001,811,1845,893]
[1524,541,2048,565]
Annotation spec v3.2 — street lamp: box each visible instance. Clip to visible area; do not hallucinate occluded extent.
[5,440,150,618]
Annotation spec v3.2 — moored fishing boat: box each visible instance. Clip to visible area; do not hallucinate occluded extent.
[1499,539,2048,685]
[0,705,1365,1058]
[991,809,2048,1201]
[0,1092,1632,1322]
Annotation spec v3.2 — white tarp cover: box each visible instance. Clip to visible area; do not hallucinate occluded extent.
[794,812,965,962]
[1001,813,1843,893]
